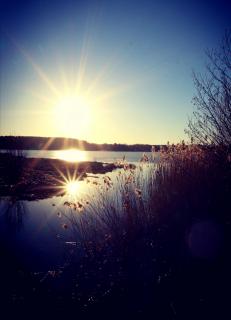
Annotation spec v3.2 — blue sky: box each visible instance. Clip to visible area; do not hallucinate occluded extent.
[0,0,230,144]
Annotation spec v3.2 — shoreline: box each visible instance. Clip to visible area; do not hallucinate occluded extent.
[0,154,128,200]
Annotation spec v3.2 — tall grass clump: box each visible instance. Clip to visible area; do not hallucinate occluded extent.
[69,142,230,241]
[51,143,230,316]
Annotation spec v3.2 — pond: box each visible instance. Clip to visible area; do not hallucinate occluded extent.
[0,150,157,273]
[0,170,114,272]
[0,150,159,285]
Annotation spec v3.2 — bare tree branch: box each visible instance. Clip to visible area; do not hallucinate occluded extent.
[186,30,231,147]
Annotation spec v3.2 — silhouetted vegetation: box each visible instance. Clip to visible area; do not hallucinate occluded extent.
[186,30,231,147]
[2,144,230,318]
[0,135,161,151]
[43,143,229,317]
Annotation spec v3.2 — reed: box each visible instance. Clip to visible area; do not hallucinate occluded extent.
[56,143,230,315]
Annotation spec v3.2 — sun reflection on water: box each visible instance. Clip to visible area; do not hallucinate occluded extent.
[56,149,86,162]
[65,180,80,196]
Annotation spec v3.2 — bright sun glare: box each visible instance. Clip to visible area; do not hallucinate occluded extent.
[65,180,80,196]
[57,149,86,162]
[54,95,91,138]
[53,150,87,198]
[13,38,132,143]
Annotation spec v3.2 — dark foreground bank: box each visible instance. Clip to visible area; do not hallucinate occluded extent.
[0,153,128,200]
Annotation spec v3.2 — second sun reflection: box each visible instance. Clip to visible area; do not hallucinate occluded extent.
[65,180,81,196]
[52,148,93,200]
[55,149,87,162]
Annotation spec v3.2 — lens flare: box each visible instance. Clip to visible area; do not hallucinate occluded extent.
[65,180,80,196]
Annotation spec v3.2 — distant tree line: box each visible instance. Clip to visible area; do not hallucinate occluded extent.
[0,136,162,152]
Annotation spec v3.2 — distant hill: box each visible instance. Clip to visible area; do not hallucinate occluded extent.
[0,136,162,152]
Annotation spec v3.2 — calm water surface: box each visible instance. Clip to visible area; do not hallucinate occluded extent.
[0,172,107,271]
[0,151,157,272]
[0,149,153,163]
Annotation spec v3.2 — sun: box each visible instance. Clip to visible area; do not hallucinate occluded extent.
[54,94,91,138]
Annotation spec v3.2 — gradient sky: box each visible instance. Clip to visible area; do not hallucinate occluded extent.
[0,0,230,144]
